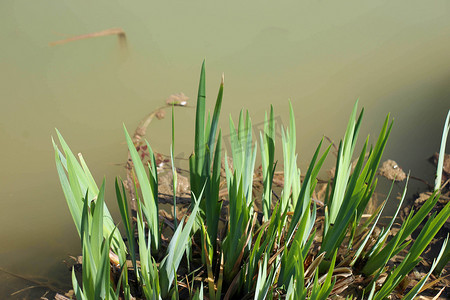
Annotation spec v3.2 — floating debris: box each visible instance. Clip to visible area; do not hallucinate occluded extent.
[159,170,190,197]
[166,92,189,106]
[155,109,166,120]
[379,159,407,181]
[49,28,127,47]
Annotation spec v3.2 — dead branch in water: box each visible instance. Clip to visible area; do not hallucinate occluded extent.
[0,267,66,296]
[125,94,190,211]
[49,28,127,47]
[125,105,167,211]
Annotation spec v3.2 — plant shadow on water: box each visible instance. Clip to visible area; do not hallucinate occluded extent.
[52,62,450,300]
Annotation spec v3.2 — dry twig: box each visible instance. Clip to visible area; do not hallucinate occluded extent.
[49,28,126,46]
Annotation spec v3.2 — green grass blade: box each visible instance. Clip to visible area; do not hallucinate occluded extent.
[72,268,85,300]
[123,124,159,251]
[403,235,448,300]
[193,60,206,192]
[207,73,224,159]
[56,129,99,196]
[115,178,136,272]
[350,179,395,266]
[54,131,125,259]
[170,144,178,229]
[160,187,203,297]
[288,139,329,240]
[317,251,337,299]
[434,233,450,275]
[260,106,275,221]
[53,139,82,235]
[435,110,450,191]
[206,130,223,250]
[90,180,106,264]
[328,102,361,224]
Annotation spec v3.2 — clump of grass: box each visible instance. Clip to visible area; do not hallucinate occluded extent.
[53,62,450,299]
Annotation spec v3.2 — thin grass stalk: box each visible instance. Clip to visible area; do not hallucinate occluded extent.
[254,252,276,300]
[260,106,275,221]
[203,78,223,258]
[287,140,330,240]
[361,175,409,261]
[355,114,392,223]
[363,212,414,278]
[426,109,450,277]
[192,282,204,300]
[349,177,397,267]
[201,221,217,300]
[402,235,448,300]
[242,206,278,294]
[207,73,224,163]
[160,189,203,298]
[362,190,441,275]
[115,179,137,278]
[171,104,178,229]
[134,179,160,299]
[434,233,450,275]
[124,125,160,252]
[193,60,206,197]
[367,200,450,297]
[205,130,222,251]
[434,110,450,191]
[286,244,307,300]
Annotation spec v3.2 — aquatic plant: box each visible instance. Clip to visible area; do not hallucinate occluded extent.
[53,62,449,299]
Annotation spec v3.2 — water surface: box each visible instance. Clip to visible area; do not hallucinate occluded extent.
[1,0,449,297]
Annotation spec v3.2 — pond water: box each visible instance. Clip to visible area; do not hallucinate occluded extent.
[1,0,450,298]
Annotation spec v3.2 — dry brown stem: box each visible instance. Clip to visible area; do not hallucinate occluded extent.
[125,105,167,211]
[49,28,126,46]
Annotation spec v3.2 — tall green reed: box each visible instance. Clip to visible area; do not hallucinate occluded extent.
[259,105,275,221]
[189,61,224,260]
[53,131,126,263]
[53,62,450,300]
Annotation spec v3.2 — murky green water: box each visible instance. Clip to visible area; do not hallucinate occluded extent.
[1,0,449,297]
